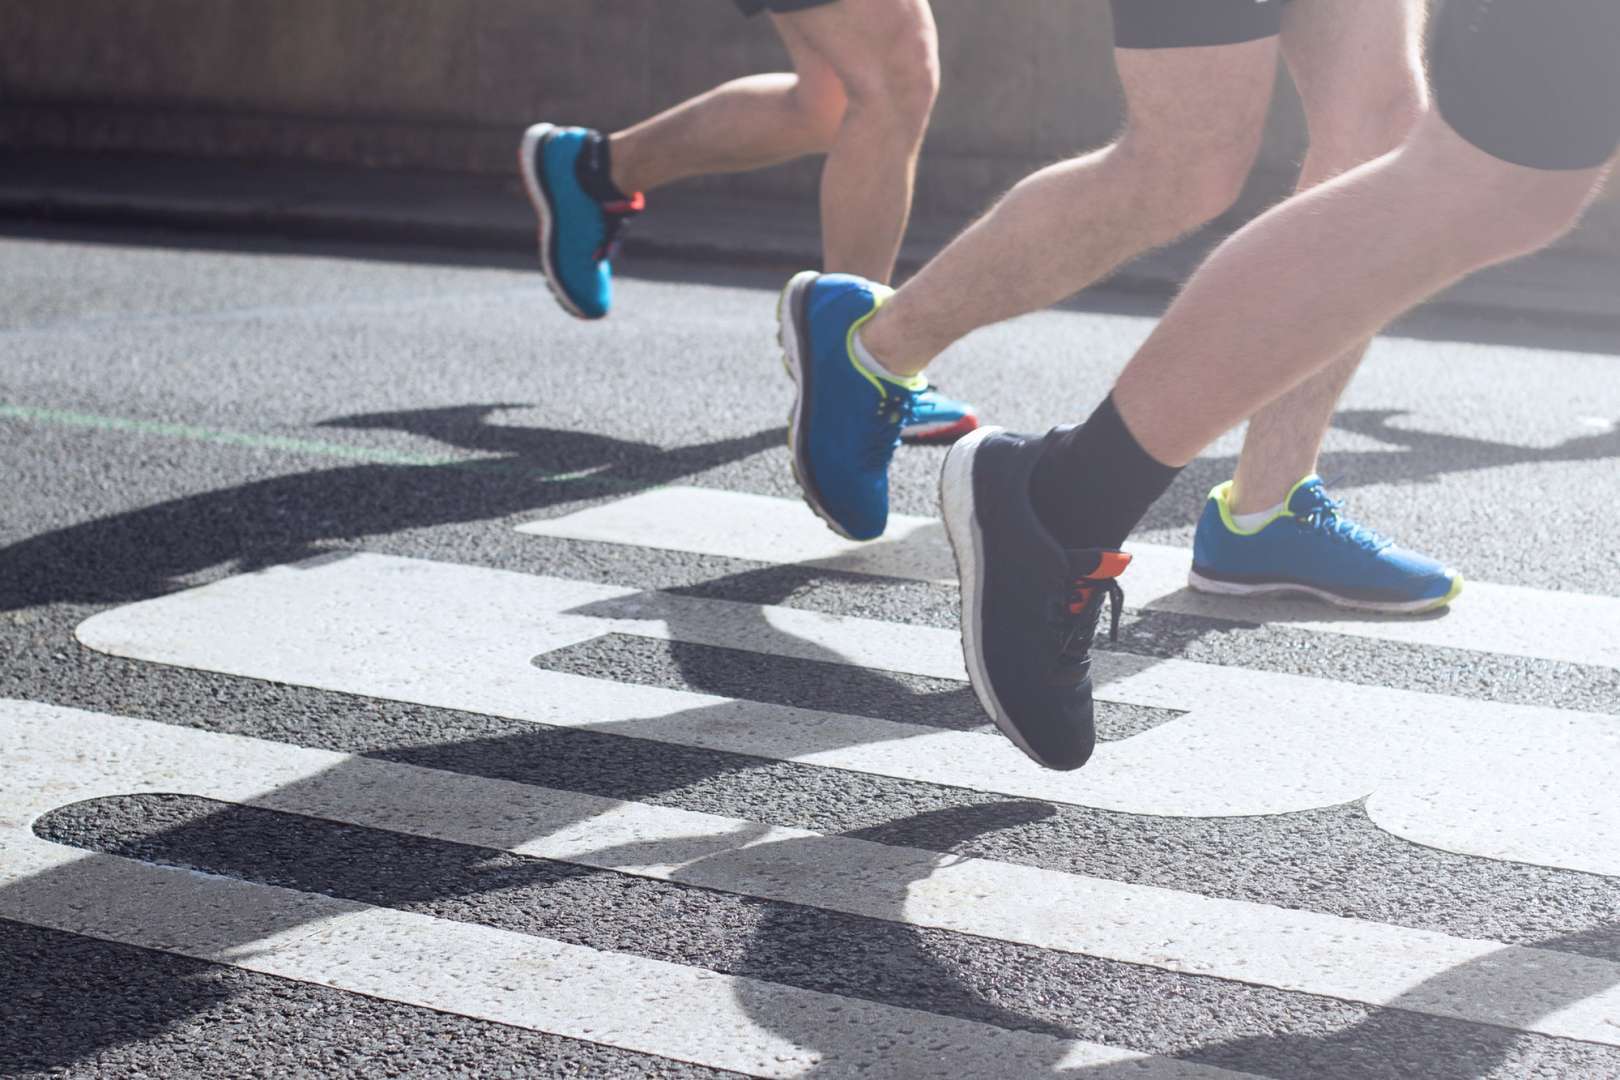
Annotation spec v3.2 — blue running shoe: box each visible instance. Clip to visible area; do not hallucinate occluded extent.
[901,385,980,445]
[940,426,1131,770]
[778,271,927,541]
[519,123,643,320]
[1189,476,1463,613]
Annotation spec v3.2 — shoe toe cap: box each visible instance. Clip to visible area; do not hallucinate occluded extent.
[822,491,886,540]
[989,668,1098,771]
[561,265,612,318]
[804,441,889,541]
[1019,698,1097,771]
[1027,728,1097,772]
[1380,548,1461,600]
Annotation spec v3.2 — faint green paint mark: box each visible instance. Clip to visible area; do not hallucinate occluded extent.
[0,404,637,488]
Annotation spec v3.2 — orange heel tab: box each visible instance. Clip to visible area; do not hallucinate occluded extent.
[1095,551,1133,579]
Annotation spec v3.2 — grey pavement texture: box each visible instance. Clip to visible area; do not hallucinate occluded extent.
[0,919,737,1080]
[3,221,1620,1078]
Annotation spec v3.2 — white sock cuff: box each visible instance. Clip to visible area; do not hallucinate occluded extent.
[1228,499,1288,532]
[852,326,927,390]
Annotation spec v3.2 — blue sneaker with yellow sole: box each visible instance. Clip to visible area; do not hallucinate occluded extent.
[1189,476,1463,613]
[519,123,643,320]
[777,271,928,541]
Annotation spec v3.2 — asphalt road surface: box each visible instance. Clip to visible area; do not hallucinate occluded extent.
[4,220,1620,1079]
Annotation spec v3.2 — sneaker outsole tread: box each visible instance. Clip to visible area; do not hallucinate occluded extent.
[1186,568,1464,614]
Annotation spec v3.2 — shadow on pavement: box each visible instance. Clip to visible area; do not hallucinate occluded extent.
[0,403,784,613]
[6,400,1620,1072]
[4,527,1011,1071]
[1137,407,1620,532]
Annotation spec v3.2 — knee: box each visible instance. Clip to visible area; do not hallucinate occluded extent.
[840,27,940,133]
[792,74,848,150]
[1118,120,1263,229]
[1304,82,1426,177]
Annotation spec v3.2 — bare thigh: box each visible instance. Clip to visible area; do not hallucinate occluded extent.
[1115,38,1279,172]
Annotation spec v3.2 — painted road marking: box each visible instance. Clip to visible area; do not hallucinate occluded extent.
[76,553,1620,875]
[1,827,1226,1073]
[519,486,1620,670]
[5,699,1620,1049]
[6,849,1219,1080]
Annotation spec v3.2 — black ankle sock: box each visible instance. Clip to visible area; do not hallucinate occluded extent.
[1029,394,1182,551]
[575,132,631,204]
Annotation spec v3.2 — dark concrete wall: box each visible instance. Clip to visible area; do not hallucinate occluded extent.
[1,0,1613,248]
[0,1,1297,213]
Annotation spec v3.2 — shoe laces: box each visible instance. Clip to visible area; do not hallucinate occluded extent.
[1295,489,1392,554]
[1049,575,1125,687]
[862,386,917,468]
[595,192,645,263]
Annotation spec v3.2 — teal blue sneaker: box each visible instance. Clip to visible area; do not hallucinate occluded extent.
[901,385,980,445]
[778,271,927,541]
[519,123,643,320]
[1189,476,1464,613]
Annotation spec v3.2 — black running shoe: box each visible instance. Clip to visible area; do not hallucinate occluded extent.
[939,426,1131,771]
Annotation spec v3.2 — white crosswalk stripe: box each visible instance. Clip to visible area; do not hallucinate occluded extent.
[6,701,1620,1052]
[0,701,1254,1079]
[519,486,1620,669]
[76,551,1620,875]
[6,485,1620,1075]
[5,716,1256,1080]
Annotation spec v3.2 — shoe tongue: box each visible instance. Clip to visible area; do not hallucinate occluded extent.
[1066,548,1132,581]
[1285,476,1332,517]
[576,131,633,204]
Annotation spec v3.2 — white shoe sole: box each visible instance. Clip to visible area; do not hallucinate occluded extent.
[939,425,1048,766]
[519,122,591,321]
[1186,569,1462,615]
[777,270,862,542]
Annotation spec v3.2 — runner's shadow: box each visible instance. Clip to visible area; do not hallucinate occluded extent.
[0,403,784,612]
[11,400,1619,1071]
[560,557,982,731]
[3,529,1023,1073]
[629,802,1089,1068]
[1136,585,1456,628]
[12,689,1620,1076]
[1135,408,1620,532]
[1179,919,1620,1079]
[5,735,1046,1071]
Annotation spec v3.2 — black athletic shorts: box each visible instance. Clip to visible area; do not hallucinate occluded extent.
[1431,0,1620,171]
[733,0,839,16]
[1111,0,1292,50]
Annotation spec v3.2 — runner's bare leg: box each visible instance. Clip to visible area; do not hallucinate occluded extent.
[1227,0,1426,513]
[859,38,1278,373]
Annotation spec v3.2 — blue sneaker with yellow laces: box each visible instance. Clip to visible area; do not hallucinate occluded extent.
[519,123,644,320]
[777,271,927,541]
[1189,476,1463,613]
